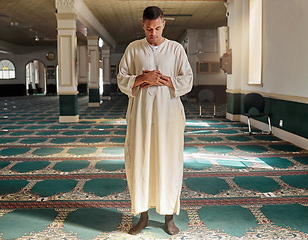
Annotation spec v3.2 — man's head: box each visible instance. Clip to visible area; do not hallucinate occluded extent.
[142,6,165,46]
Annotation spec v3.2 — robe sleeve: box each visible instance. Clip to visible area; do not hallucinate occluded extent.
[170,44,193,98]
[117,44,139,97]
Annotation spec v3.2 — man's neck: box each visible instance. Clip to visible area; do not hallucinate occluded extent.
[146,37,165,46]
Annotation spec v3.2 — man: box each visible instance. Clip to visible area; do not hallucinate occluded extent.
[117,6,193,235]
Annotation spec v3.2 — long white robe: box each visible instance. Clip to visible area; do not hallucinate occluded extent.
[117,38,193,215]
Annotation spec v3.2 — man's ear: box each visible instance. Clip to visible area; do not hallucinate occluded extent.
[142,21,145,30]
[162,20,166,29]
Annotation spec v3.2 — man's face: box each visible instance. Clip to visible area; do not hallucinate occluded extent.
[142,17,165,46]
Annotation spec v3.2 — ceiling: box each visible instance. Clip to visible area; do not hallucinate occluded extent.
[0,0,227,50]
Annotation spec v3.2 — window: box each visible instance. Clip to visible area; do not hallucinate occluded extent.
[248,0,263,85]
[0,60,16,79]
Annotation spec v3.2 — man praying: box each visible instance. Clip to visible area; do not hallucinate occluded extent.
[117,6,193,235]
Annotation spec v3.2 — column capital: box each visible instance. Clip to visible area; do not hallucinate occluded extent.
[102,46,110,56]
[56,0,75,8]
[87,36,99,40]
[87,36,99,47]
[55,0,82,13]
[56,12,77,21]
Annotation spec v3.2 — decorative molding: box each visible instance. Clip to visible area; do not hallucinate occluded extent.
[59,115,79,123]
[226,112,241,121]
[226,89,241,94]
[226,89,308,104]
[87,36,99,41]
[87,36,99,47]
[56,0,75,9]
[247,83,263,87]
[58,91,79,95]
[88,102,100,107]
[56,13,77,20]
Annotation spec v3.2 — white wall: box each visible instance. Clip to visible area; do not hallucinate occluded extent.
[227,0,308,100]
[187,29,227,86]
[262,0,308,98]
[0,46,57,85]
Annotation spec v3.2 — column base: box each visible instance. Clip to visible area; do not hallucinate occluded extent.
[88,102,100,107]
[59,94,79,123]
[89,88,100,107]
[102,96,111,101]
[59,115,79,123]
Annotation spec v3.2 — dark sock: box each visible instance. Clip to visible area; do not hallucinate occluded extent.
[165,214,180,235]
[128,211,149,235]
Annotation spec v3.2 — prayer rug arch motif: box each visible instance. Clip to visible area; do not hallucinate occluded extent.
[0,95,307,239]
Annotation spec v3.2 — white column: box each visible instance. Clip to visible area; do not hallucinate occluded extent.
[56,1,79,123]
[102,46,111,100]
[87,36,100,107]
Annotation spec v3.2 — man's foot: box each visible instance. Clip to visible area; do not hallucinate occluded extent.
[165,214,179,235]
[128,211,149,235]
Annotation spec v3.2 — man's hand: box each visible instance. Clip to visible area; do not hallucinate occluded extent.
[134,70,163,88]
[160,75,174,89]
[142,70,166,86]
[133,70,174,89]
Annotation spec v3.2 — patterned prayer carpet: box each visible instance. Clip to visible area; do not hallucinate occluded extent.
[0,95,307,240]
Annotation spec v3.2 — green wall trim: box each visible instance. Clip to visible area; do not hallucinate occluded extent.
[89,88,100,102]
[227,92,308,139]
[227,93,242,115]
[59,95,78,116]
[267,98,308,139]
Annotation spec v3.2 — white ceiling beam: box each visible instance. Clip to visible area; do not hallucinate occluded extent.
[56,0,116,49]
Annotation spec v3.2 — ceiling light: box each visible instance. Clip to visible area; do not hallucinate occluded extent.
[99,38,103,47]
[10,21,18,26]
[35,36,39,41]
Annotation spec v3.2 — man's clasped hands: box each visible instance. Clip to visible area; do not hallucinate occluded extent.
[134,70,174,89]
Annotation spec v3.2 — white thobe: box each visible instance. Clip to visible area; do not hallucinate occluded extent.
[117,38,193,215]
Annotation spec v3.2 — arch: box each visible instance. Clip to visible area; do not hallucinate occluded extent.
[25,59,47,95]
[0,59,16,79]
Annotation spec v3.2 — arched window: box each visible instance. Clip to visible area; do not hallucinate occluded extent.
[0,59,16,79]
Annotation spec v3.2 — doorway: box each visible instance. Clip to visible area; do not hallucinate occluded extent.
[25,60,46,95]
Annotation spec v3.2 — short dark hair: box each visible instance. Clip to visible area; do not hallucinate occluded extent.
[143,6,164,21]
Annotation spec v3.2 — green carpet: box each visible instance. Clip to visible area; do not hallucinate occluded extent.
[12,161,50,173]
[54,160,90,172]
[84,179,127,197]
[0,95,307,239]
[185,177,229,195]
[31,179,78,197]
[233,176,280,193]
[0,180,28,194]
[198,206,258,237]
[0,209,58,240]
